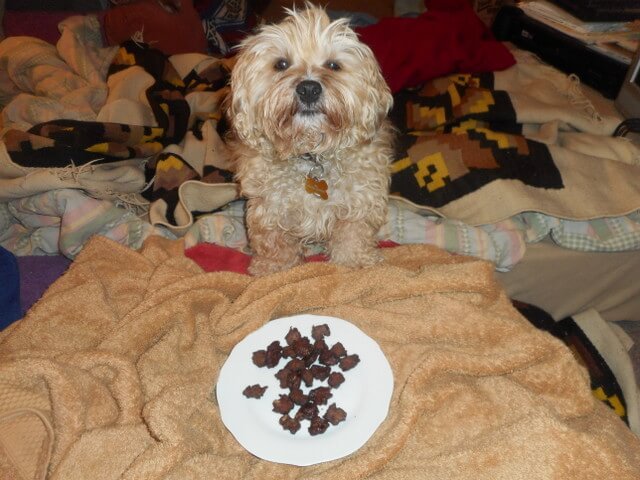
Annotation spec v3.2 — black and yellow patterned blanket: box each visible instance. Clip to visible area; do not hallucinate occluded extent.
[387,72,640,224]
[2,40,236,227]
[389,73,563,208]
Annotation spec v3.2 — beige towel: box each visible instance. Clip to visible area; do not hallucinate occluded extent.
[1,236,639,479]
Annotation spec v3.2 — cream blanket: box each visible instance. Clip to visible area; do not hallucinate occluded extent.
[1,236,639,479]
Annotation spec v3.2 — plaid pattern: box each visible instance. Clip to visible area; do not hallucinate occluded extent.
[550,212,640,252]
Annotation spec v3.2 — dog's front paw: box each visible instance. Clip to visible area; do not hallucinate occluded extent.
[331,247,383,269]
[329,220,384,269]
[249,255,302,276]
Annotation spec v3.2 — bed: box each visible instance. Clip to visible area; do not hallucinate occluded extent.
[1,1,640,478]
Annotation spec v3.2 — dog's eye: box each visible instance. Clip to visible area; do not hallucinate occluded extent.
[325,61,341,71]
[274,58,290,71]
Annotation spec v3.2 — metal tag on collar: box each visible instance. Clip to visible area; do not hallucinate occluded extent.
[308,161,324,181]
[303,154,328,200]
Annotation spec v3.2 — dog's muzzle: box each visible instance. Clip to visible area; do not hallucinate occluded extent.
[296,80,322,106]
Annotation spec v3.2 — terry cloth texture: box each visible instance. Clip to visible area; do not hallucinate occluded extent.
[0,236,639,479]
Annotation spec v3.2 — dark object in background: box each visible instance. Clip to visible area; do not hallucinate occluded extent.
[548,0,640,22]
[0,246,21,330]
[492,5,629,99]
[514,301,629,427]
[193,0,258,55]
[6,0,106,10]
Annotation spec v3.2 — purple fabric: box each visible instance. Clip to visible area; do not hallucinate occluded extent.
[17,256,72,313]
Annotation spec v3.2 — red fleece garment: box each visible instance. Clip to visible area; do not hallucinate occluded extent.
[103,0,208,56]
[185,241,398,274]
[355,0,515,93]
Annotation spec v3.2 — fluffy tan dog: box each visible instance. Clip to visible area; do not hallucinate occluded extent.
[227,5,394,276]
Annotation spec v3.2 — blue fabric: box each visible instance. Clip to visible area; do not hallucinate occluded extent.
[0,246,21,329]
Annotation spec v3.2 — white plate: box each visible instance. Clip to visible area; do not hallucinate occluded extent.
[216,314,394,466]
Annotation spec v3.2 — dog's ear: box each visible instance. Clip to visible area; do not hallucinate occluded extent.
[220,85,235,134]
[227,42,262,148]
[321,15,393,141]
[371,69,394,126]
[351,46,393,141]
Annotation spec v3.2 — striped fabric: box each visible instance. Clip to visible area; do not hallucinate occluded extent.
[3,190,638,272]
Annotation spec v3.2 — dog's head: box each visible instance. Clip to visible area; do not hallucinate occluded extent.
[228,4,393,158]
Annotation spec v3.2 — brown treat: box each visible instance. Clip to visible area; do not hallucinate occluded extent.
[309,386,333,405]
[272,394,295,414]
[286,358,306,373]
[339,353,360,371]
[319,349,339,366]
[308,415,330,436]
[312,337,328,353]
[327,371,345,388]
[242,384,268,399]
[309,364,330,381]
[265,340,282,368]
[274,368,292,389]
[279,414,301,434]
[330,341,347,358]
[311,323,331,341]
[287,372,302,390]
[289,388,309,406]
[285,327,302,346]
[292,336,313,358]
[301,368,314,387]
[324,403,347,425]
[281,345,296,358]
[303,349,319,367]
[245,329,359,436]
[296,401,319,420]
[313,338,328,354]
[251,350,267,368]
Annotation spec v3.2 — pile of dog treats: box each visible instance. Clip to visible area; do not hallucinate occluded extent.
[243,323,360,435]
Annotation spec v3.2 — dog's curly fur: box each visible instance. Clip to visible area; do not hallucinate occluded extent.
[227,5,394,276]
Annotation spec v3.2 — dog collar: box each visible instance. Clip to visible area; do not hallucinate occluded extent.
[301,153,329,200]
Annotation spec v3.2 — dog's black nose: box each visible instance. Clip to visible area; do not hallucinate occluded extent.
[296,80,322,105]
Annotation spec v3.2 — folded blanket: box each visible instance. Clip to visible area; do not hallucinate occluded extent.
[1,236,639,479]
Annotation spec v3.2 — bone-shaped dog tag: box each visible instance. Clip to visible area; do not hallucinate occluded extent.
[304,161,328,200]
[305,175,329,200]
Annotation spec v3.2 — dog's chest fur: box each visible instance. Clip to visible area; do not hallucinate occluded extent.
[238,146,387,242]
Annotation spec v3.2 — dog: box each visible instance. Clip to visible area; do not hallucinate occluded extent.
[226,4,394,276]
